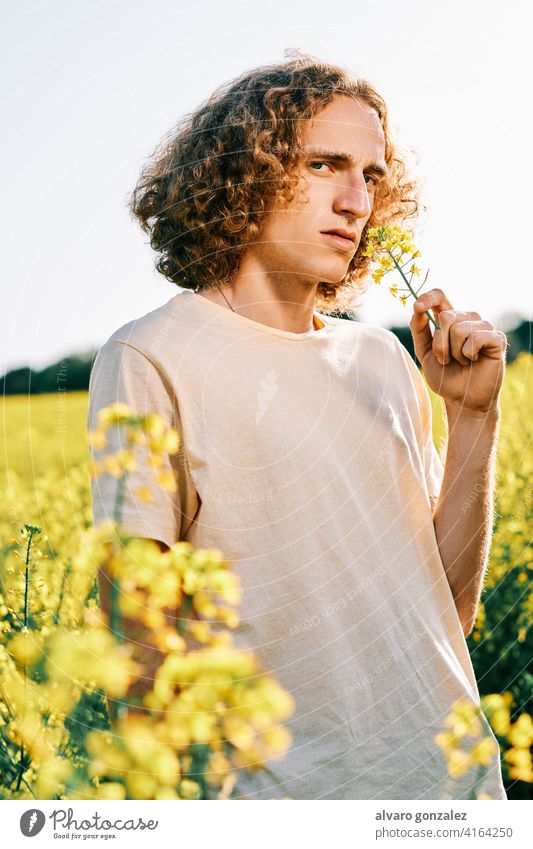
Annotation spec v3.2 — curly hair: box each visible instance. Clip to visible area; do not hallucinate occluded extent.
[128,49,424,315]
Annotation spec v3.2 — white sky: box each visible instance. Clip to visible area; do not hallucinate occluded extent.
[2,0,531,372]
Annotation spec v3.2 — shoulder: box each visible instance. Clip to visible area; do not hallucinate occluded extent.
[99,292,185,360]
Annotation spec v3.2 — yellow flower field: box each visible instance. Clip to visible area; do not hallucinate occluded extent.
[0,353,531,799]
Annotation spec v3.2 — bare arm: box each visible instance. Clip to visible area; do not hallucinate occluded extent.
[408,287,506,638]
[431,401,501,637]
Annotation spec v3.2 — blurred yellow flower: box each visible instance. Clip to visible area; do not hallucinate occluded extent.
[96,403,133,428]
[179,779,201,799]
[8,631,43,666]
[468,736,497,767]
[134,485,153,502]
[88,429,107,450]
[507,713,533,748]
[155,470,177,492]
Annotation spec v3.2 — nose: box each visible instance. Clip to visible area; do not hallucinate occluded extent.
[332,174,372,221]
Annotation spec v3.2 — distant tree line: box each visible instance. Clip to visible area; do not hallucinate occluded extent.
[1,353,94,396]
[1,320,531,396]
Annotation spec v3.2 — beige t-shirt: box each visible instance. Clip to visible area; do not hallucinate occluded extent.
[87,288,506,801]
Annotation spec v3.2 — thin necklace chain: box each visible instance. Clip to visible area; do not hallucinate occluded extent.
[215,283,236,312]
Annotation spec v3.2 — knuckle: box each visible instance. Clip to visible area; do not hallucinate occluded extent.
[438,309,453,323]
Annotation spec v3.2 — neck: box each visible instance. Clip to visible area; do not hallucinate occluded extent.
[200,260,324,334]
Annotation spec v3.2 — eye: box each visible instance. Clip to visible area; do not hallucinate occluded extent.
[309,160,333,172]
[364,174,378,186]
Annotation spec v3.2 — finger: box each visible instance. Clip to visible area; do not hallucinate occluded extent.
[430,310,478,364]
[409,305,433,362]
[449,319,493,366]
[411,289,455,362]
[414,288,455,321]
[462,329,508,362]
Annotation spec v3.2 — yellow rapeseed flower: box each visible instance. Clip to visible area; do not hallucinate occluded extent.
[446,747,471,778]
[134,485,153,502]
[489,707,511,737]
[88,429,108,450]
[362,226,439,329]
[8,631,43,666]
[507,713,533,748]
[155,470,177,492]
[468,736,497,767]
[144,413,166,438]
[504,746,532,783]
[97,782,126,800]
[179,779,201,799]
[96,403,133,428]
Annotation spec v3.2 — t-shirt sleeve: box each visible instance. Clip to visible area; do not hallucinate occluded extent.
[394,339,445,501]
[86,339,199,548]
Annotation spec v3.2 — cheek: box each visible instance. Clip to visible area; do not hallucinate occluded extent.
[263,185,331,239]
[293,175,329,209]
[303,189,334,227]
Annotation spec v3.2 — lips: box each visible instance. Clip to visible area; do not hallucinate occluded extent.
[321,230,356,251]
[322,229,356,242]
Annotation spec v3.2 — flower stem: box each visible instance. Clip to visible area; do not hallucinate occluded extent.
[188,743,211,799]
[113,476,126,526]
[110,476,126,719]
[22,527,38,629]
[389,251,440,330]
[18,525,40,794]
[110,478,125,644]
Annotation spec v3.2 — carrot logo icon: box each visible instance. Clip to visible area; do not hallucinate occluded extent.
[256,368,278,425]
[20,809,46,837]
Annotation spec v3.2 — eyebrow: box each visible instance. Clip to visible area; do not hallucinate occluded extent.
[303,147,389,179]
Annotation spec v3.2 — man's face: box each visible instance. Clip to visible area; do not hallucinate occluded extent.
[250,94,388,289]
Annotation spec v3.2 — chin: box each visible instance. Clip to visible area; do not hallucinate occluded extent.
[316,262,351,287]
[293,250,350,287]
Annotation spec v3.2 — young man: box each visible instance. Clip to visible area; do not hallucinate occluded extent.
[88,53,508,800]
